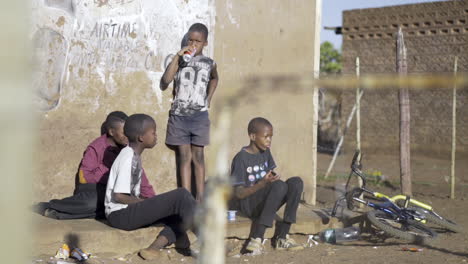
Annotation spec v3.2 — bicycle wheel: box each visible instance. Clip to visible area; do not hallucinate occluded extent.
[411,207,463,233]
[367,210,437,244]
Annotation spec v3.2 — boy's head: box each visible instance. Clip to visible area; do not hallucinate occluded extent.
[187,23,208,55]
[247,117,273,151]
[124,114,157,148]
[103,111,128,146]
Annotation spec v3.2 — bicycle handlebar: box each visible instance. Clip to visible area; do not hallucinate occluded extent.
[345,150,367,190]
[351,150,362,171]
[352,167,367,188]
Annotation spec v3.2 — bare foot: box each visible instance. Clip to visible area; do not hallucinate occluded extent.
[138,248,169,261]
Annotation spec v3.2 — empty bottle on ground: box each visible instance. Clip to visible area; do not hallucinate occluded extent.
[315,226,360,244]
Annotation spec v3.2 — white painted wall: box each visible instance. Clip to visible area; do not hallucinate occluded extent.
[31,0,216,111]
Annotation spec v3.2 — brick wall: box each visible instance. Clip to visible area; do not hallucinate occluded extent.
[340,0,468,158]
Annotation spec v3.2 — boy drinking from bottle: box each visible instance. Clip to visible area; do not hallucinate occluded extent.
[160,23,219,202]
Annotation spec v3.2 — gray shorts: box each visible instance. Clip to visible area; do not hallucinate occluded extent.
[165,111,210,146]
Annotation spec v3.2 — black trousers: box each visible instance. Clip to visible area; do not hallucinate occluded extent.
[35,183,106,219]
[107,188,196,247]
[232,177,303,235]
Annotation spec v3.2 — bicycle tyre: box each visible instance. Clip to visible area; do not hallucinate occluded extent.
[411,207,464,233]
[367,210,437,244]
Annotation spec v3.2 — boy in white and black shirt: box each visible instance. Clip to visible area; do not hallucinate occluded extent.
[105,114,197,260]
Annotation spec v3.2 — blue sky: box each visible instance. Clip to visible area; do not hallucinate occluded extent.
[321,0,445,49]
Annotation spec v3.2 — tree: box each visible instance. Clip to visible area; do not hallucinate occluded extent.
[320,41,342,74]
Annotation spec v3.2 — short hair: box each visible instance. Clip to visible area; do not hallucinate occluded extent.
[124,114,156,143]
[247,117,272,134]
[101,111,128,135]
[189,23,208,41]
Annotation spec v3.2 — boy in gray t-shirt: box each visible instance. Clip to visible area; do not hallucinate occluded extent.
[161,23,219,202]
[229,117,304,253]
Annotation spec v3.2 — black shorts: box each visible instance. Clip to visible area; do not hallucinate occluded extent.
[165,111,210,146]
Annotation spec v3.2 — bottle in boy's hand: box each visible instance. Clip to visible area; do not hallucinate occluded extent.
[182,48,197,62]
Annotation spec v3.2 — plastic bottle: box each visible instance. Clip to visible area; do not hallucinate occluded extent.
[54,244,70,259]
[71,247,89,261]
[182,48,197,62]
[314,226,360,244]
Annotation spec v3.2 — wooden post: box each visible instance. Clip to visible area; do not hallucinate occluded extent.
[1,2,33,264]
[355,57,364,193]
[324,57,363,179]
[307,84,319,205]
[356,57,361,153]
[451,57,458,199]
[304,0,322,205]
[324,89,364,179]
[397,27,412,196]
[198,108,232,264]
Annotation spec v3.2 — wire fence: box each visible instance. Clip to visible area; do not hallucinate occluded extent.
[315,73,468,198]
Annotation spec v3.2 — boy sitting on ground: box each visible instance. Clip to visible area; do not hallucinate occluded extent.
[228,117,304,253]
[35,111,155,219]
[105,114,197,260]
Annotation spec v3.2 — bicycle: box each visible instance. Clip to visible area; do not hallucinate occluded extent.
[345,151,463,233]
[332,151,440,244]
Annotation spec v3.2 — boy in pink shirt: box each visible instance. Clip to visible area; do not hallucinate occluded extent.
[35,111,155,219]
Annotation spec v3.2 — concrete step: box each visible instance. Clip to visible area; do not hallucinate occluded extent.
[33,204,341,256]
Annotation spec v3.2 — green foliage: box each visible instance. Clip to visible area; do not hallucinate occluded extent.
[320,41,342,74]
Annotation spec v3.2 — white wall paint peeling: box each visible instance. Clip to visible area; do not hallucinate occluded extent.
[226,0,240,28]
[32,0,216,112]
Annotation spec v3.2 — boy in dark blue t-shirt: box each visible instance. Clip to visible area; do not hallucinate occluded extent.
[229,117,304,253]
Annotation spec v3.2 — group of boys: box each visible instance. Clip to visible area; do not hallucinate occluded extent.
[36,23,304,260]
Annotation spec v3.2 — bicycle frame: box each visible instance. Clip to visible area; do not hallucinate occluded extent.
[331,188,428,229]
[333,151,460,235]
[345,151,433,212]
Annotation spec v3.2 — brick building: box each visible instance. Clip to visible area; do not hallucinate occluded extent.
[340,0,468,158]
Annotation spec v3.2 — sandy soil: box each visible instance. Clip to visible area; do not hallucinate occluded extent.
[35,152,468,264]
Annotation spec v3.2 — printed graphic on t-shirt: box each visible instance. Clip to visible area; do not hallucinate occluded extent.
[130,154,142,195]
[245,161,269,186]
[171,55,214,116]
[230,148,276,187]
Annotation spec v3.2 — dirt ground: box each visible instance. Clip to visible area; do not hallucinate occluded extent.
[35,152,468,264]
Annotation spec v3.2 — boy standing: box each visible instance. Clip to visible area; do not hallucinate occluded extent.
[105,114,197,260]
[229,117,304,252]
[160,23,219,202]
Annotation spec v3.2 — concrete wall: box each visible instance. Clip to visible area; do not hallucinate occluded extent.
[32,0,319,201]
[212,0,319,199]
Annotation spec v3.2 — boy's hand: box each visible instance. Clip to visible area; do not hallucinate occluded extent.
[261,170,280,183]
[177,46,195,57]
[161,45,195,90]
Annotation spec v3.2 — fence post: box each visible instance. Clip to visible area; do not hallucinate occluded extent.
[0,2,33,263]
[324,90,364,179]
[305,0,322,205]
[355,57,364,196]
[307,84,319,205]
[324,57,364,179]
[198,108,232,264]
[450,56,458,199]
[356,57,361,153]
[397,27,412,196]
